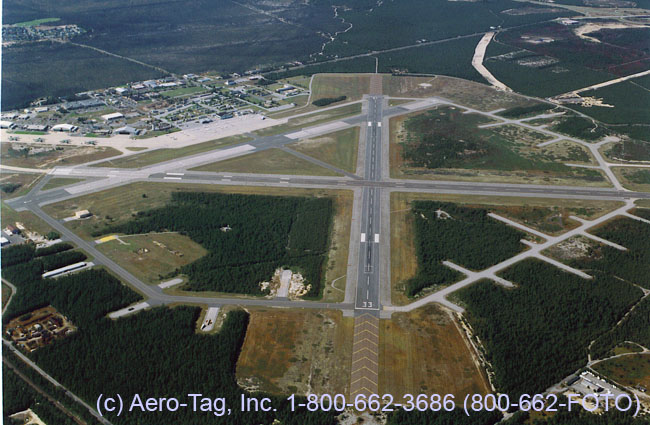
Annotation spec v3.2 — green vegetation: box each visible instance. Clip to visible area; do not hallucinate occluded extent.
[2,254,336,424]
[3,364,80,425]
[498,103,554,118]
[96,192,333,297]
[290,127,359,173]
[1,183,21,194]
[2,243,86,275]
[552,116,610,141]
[160,86,207,98]
[623,169,650,184]
[572,82,650,125]
[606,139,650,162]
[41,177,85,191]
[591,297,650,359]
[398,107,604,183]
[192,148,342,176]
[45,231,60,240]
[503,409,650,425]
[406,201,525,296]
[579,217,650,288]
[2,41,163,110]
[13,17,60,27]
[35,242,73,257]
[92,135,251,168]
[457,259,642,397]
[312,95,347,107]
[387,408,501,425]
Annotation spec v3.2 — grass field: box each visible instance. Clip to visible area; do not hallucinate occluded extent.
[255,103,362,137]
[41,177,85,191]
[92,135,251,168]
[382,75,534,111]
[160,86,207,98]
[612,167,650,192]
[190,148,342,176]
[1,144,121,169]
[1,203,54,236]
[389,106,608,186]
[0,172,43,199]
[379,304,490,399]
[310,74,371,102]
[593,354,650,389]
[236,309,353,396]
[289,127,359,173]
[96,233,208,285]
[13,17,60,27]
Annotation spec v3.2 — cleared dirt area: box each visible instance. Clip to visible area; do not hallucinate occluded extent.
[382,75,534,111]
[96,233,208,285]
[236,309,353,396]
[593,354,650,389]
[379,304,490,400]
[1,143,121,169]
[289,127,359,173]
[191,148,342,176]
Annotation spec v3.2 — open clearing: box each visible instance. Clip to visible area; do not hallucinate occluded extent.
[96,233,208,285]
[390,191,624,305]
[382,75,534,111]
[191,148,342,176]
[42,182,352,300]
[389,106,609,186]
[255,103,361,137]
[1,143,121,169]
[92,135,252,168]
[41,177,85,191]
[2,283,12,310]
[0,172,43,199]
[379,304,490,399]
[612,167,650,192]
[236,309,353,396]
[1,203,54,237]
[593,354,650,389]
[311,74,372,103]
[289,127,359,173]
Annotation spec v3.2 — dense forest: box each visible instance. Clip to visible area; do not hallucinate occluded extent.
[313,95,347,106]
[98,192,333,297]
[457,259,642,397]
[504,408,650,424]
[3,258,337,424]
[406,201,524,296]
[3,363,82,425]
[575,217,650,288]
[590,297,650,358]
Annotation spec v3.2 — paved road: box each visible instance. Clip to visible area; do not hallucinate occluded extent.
[355,96,383,311]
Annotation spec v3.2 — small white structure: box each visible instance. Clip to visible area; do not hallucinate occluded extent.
[51,123,78,132]
[75,210,92,219]
[42,261,91,278]
[101,112,124,122]
[0,236,9,247]
[115,87,129,95]
[0,121,15,129]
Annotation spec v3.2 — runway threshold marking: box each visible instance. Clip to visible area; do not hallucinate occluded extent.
[164,177,182,180]
[361,233,366,242]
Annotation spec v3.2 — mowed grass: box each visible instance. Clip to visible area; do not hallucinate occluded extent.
[289,127,359,173]
[236,309,353,396]
[160,86,207,98]
[389,106,609,187]
[1,144,122,169]
[593,354,650,388]
[256,103,362,137]
[92,134,251,168]
[1,202,54,236]
[191,148,342,176]
[96,233,207,285]
[14,17,60,27]
[613,167,650,192]
[379,304,490,399]
[41,177,85,191]
[310,73,372,102]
